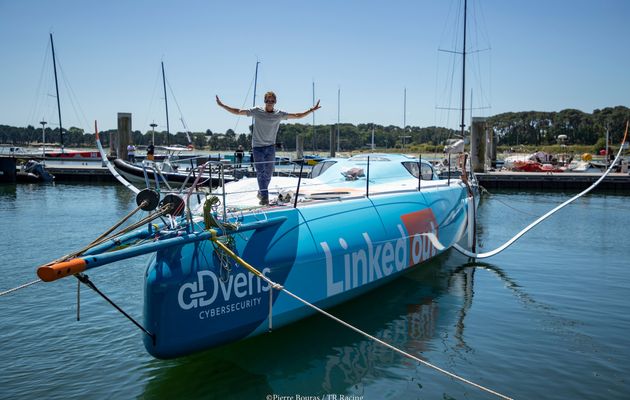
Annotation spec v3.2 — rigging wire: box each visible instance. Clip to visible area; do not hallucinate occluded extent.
[76,273,155,343]
[232,68,257,133]
[469,0,492,116]
[485,194,543,218]
[433,0,464,158]
[27,38,52,127]
[143,65,163,134]
[435,1,493,134]
[165,76,192,143]
[57,60,90,132]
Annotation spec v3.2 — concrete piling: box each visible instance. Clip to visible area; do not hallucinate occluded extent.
[471,117,487,173]
[116,113,132,160]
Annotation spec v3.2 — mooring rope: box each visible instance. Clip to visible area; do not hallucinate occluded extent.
[0,279,42,297]
[279,286,512,399]
[210,234,512,400]
[446,122,629,259]
[1,203,172,297]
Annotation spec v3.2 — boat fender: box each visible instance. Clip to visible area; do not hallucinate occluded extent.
[136,188,160,211]
[159,194,185,216]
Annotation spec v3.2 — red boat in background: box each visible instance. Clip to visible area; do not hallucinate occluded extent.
[512,160,565,173]
[45,149,100,159]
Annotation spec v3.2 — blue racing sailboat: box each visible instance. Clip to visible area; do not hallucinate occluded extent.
[38,151,475,358]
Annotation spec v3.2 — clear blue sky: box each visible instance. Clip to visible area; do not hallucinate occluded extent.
[1,0,628,136]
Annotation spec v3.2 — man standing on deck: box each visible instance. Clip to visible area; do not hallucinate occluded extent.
[127,144,136,163]
[234,144,244,168]
[216,92,320,205]
[146,142,155,161]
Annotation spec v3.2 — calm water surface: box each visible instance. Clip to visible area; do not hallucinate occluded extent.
[0,183,628,399]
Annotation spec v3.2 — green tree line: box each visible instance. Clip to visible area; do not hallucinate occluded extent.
[2,106,627,151]
[488,106,629,148]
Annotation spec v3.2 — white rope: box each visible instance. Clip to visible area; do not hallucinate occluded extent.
[0,279,42,297]
[230,267,511,398]
[451,125,629,259]
[210,203,516,398]
[211,236,511,398]
[277,285,513,400]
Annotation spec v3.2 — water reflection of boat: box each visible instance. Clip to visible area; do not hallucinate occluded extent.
[140,251,474,398]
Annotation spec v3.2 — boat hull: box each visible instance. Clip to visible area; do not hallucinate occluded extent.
[142,184,469,358]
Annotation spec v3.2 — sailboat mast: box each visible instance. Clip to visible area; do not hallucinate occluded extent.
[50,33,64,151]
[252,61,260,136]
[312,81,315,151]
[253,61,260,108]
[460,0,467,138]
[337,87,340,152]
[161,62,170,146]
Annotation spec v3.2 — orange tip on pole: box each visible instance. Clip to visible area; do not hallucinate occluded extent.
[37,258,87,282]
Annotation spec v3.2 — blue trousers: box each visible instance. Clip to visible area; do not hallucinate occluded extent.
[252,145,275,198]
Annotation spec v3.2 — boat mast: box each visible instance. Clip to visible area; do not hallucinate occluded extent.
[253,61,260,108]
[312,80,316,152]
[460,0,467,139]
[50,33,64,152]
[252,61,260,135]
[161,61,170,146]
[337,87,340,152]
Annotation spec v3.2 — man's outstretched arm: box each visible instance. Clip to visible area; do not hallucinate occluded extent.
[216,95,249,116]
[286,100,321,120]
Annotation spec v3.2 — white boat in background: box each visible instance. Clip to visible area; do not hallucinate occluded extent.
[113,157,233,188]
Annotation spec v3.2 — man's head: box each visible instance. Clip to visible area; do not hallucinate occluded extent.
[264,91,276,111]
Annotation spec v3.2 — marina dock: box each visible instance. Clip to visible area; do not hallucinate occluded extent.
[476,171,630,192]
[0,155,309,183]
[3,155,629,191]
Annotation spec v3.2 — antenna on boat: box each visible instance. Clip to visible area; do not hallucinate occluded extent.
[40,120,47,157]
[49,33,64,153]
[403,87,407,131]
[401,88,410,150]
[161,61,170,146]
[150,122,157,144]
